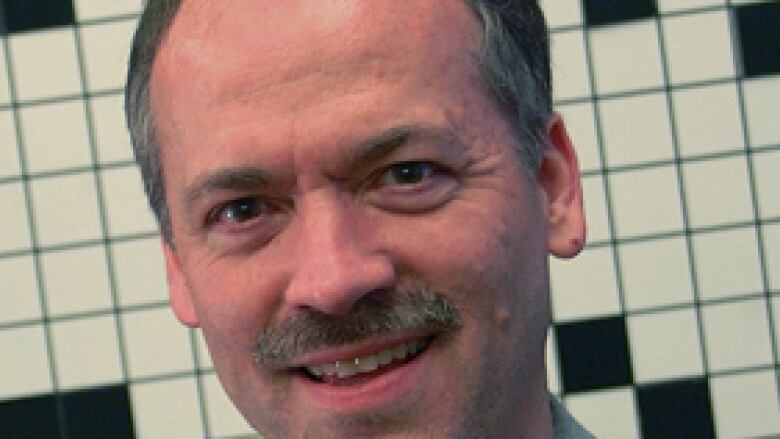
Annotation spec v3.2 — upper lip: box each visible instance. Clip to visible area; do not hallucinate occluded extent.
[288,329,434,369]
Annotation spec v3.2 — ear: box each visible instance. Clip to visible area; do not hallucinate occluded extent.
[538,113,586,259]
[162,238,200,327]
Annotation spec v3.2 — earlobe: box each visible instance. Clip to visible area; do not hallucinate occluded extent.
[162,238,200,327]
[538,113,586,259]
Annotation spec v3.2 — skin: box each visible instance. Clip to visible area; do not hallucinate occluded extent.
[151,0,585,437]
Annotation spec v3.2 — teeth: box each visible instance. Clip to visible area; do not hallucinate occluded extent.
[377,349,393,366]
[305,338,428,379]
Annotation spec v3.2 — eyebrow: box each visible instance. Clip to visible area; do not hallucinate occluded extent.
[345,126,412,169]
[184,167,271,214]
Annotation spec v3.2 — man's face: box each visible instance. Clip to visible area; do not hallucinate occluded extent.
[151,0,584,437]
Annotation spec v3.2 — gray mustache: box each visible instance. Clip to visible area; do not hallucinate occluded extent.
[253,281,462,368]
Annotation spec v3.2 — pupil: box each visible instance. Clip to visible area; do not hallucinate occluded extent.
[395,163,425,183]
[228,199,257,222]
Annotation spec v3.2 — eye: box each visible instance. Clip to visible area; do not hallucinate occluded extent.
[379,161,437,186]
[366,160,457,212]
[208,197,266,226]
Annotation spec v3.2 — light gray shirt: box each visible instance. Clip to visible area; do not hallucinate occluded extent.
[551,395,596,439]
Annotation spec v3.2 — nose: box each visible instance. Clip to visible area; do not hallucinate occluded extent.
[284,190,395,315]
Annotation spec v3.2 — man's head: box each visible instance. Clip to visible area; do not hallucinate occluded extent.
[125,1,585,437]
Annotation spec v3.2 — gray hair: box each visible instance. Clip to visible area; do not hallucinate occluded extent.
[124,0,551,243]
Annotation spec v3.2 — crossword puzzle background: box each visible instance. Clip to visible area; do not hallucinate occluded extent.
[1,0,779,437]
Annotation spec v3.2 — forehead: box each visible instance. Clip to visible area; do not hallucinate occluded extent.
[152,0,481,111]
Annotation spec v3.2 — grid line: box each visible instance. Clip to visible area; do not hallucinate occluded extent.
[650,4,713,392]
[70,19,131,387]
[1,28,69,437]
[724,0,780,392]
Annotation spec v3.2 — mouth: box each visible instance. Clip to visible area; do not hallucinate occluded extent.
[294,335,434,386]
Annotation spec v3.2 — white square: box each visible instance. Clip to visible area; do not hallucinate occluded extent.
[565,388,640,439]
[111,238,168,306]
[683,156,754,228]
[40,245,112,316]
[551,29,591,101]
[29,173,103,247]
[8,29,82,102]
[753,149,780,219]
[0,182,32,253]
[609,166,684,238]
[0,45,10,106]
[661,10,735,84]
[123,307,194,379]
[52,315,123,389]
[711,370,780,438]
[619,237,694,311]
[694,228,764,301]
[80,19,137,91]
[0,325,52,398]
[545,332,561,395]
[582,175,610,243]
[101,166,157,237]
[74,0,143,20]
[742,77,780,147]
[19,100,92,173]
[589,21,664,95]
[550,246,620,321]
[672,83,745,157]
[702,299,774,372]
[656,0,725,12]
[203,373,255,438]
[599,93,674,167]
[558,102,600,173]
[540,0,582,28]
[89,94,134,163]
[628,308,703,383]
[0,256,40,324]
[130,377,205,439]
[0,111,21,177]
[762,223,780,292]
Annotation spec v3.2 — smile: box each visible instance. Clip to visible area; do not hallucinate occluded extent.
[303,337,430,381]
[291,333,435,390]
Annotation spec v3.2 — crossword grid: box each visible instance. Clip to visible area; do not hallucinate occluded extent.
[1,0,778,438]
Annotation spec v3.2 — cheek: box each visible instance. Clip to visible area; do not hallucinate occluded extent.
[182,252,286,352]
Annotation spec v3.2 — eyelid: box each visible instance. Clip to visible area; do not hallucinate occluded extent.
[362,160,458,213]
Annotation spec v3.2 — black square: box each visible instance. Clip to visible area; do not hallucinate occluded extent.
[0,394,62,439]
[555,316,633,393]
[61,385,135,439]
[637,378,715,439]
[736,2,780,78]
[1,0,75,35]
[583,0,658,27]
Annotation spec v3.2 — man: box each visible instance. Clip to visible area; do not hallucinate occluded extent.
[125,0,591,437]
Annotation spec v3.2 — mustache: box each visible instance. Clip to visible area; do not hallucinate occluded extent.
[253,280,462,368]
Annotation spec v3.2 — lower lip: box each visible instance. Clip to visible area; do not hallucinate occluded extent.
[293,341,431,411]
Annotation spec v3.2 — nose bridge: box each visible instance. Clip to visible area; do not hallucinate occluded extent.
[285,189,394,314]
